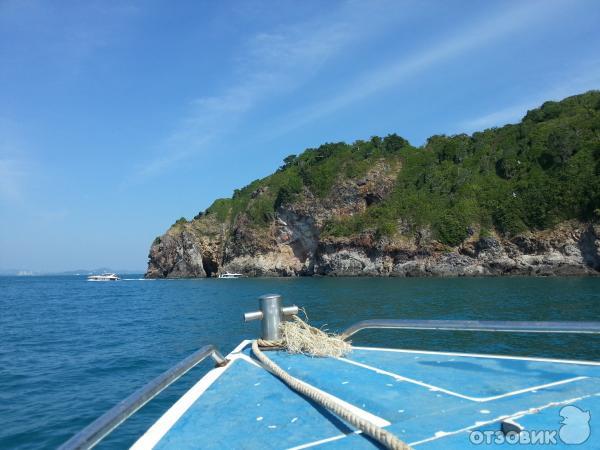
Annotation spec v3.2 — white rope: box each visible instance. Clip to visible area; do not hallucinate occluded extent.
[252,340,413,450]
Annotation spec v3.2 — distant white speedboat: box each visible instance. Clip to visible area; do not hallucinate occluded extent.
[87,273,120,281]
[218,272,243,279]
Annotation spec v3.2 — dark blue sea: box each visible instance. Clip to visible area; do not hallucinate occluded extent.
[1,276,599,449]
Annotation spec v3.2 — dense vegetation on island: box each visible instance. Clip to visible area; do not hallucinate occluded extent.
[183,91,600,247]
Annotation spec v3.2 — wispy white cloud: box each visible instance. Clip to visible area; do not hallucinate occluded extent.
[133,1,415,180]
[460,105,531,132]
[459,60,600,132]
[133,0,582,179]
[265,0,573,138]
[0,158,25,203]
[0,118,69,227]
[0,118,28,204]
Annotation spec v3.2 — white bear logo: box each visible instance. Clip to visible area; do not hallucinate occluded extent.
[559,405,591,445]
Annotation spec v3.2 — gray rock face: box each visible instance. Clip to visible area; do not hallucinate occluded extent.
[306,222,599,278]
[146,232,206,278]
[146,219,600,278]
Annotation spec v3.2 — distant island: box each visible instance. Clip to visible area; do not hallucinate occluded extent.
[146,91,600,278]
[0,268,145,276]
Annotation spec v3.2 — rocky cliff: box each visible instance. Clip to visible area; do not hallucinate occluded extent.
[148,221,600,278]
[146,91,600,278]
[146,174,600,278]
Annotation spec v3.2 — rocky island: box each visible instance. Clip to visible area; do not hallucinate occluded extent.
[146,91,600,278]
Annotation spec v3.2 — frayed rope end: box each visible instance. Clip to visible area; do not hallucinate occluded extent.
[279,315,352,358]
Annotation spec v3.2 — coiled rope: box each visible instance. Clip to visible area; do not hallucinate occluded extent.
[251,318,413,450]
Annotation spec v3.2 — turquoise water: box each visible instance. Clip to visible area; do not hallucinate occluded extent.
[1,276,599,449]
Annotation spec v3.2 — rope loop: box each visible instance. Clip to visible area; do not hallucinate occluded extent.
[252,339,413,450]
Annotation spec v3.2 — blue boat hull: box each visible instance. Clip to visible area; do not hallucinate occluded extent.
[133,342,599,449]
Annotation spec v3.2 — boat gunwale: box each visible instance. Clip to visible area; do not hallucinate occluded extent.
[131,340,251,449]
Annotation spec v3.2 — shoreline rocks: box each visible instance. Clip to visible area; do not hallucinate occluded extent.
[146,220,600,278]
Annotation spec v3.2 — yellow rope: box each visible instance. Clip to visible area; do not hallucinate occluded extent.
[252,340,413,450]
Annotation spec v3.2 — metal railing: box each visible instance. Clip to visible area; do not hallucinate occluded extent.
[341,319,600,339]
[59,345,228,450]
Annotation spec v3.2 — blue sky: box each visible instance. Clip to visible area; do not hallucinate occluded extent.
[1,0,600,272]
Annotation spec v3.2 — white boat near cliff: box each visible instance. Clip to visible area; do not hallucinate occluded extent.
[87,273,120,281]
[218,272,244,279]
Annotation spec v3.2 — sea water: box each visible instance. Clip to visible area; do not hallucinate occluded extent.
[1,276,599,449]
